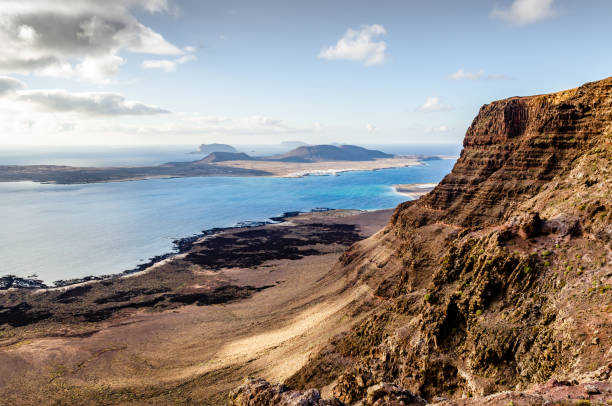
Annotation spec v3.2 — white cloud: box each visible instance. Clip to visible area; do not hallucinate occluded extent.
[318,24,387,66]
[17,90,170,115]
[416,97,454,113]
[142,60,178,72]
[448,69,508,81]
[492,0,557,25]
[0,0,183,82]
[448,69,484,80]
[425,125,450,133]
[366,123,377,133]
[143,54,196,72]
[0,76,25,95]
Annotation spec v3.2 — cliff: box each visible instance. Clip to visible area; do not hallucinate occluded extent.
[232,77,612,405]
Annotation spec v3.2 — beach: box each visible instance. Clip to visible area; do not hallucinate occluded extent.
[392,182,438,198]
[211,156,424,177]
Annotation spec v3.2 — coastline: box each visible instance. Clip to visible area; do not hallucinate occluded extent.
[0,208,350,290]
[0,207,393,405]
[215,156,425,178]
[392,182,438,198]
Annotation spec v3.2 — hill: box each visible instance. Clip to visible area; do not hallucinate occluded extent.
[197,151,255,163]
[268,144,393,162]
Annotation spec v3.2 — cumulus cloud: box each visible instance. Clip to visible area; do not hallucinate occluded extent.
[0,76,25,95]
[492,0,557,25]
[366,123,377,133]
[143,54,196,72]
[318,24,387,66]
[448,69,508,81]
[416,97,454,113]
[0,0,183,81]
[17,90,170,115]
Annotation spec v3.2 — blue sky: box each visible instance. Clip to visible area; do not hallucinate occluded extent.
[0,0,610,146]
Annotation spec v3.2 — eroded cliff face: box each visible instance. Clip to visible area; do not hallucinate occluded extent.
[409,79,612,227]
[232,77,612,405]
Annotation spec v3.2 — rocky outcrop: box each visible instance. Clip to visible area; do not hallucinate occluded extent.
[228,378,340,406]
[272,77,612,404]
[227,378,426,406]
[414,78,612,226]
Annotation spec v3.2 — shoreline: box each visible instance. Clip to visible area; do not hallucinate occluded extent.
[0,207,353,291]
[392,182,438,198]
[0,207,394,404]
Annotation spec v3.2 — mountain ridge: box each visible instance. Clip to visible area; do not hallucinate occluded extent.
[267,145,393,163]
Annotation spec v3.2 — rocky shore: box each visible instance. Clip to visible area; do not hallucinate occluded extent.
[0,208,336,290]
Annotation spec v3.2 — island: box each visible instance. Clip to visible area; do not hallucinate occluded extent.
[0,144,430,184]
[188,143,238,155]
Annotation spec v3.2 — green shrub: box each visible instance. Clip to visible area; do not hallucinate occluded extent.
[424,293,431,302]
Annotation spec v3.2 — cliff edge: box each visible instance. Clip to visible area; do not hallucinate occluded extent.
[233,77,612,405]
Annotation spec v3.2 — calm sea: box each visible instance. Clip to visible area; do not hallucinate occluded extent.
[0,145,458,284]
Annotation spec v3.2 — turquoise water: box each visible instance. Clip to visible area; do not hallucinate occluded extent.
[0,158,455,284]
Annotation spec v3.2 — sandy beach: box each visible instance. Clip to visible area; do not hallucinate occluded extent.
[210,157,424,177]
[392,182,437,198]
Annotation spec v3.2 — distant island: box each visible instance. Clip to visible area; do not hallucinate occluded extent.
[189,143,238,155]
[264,144,393,162]
[0,144,431,184]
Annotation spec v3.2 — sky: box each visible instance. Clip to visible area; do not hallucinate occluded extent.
[0,0,611,146]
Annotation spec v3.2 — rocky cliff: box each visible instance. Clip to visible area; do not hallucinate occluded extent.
[231,77,612,405]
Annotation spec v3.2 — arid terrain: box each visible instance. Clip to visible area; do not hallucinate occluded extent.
[0,209,392,405]
[211,156,424,177]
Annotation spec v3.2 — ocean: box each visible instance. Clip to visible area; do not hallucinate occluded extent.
[0,145,458,284]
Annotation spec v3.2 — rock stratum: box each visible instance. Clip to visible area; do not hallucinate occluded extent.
[230,77,612,404]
